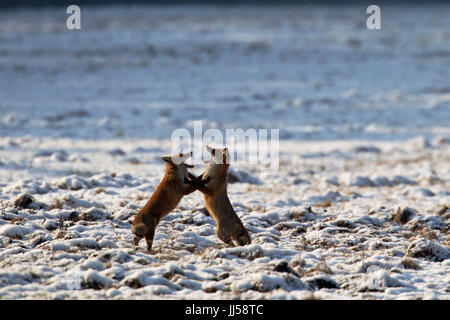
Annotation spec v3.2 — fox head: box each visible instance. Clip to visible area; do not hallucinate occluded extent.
[162,151,194,167]
[200,146,230,186]
[205,145,230,166]
[162,152,194,180]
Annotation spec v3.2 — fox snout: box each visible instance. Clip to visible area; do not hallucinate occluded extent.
[131,222,148,238]
[162,151,193,167]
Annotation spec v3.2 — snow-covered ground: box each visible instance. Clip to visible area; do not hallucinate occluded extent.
[0,5,449,299]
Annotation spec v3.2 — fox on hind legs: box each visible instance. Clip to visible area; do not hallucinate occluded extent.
[131,152,200,253]
[193,146,251,247]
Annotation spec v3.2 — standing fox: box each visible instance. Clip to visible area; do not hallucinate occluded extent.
[194,146,251,247]
[131,152,199,252]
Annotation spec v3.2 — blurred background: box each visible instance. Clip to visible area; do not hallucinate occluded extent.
[0,1,449,302]
[0,1,449,142]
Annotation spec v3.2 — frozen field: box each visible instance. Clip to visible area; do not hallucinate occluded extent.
[0,5,449,299]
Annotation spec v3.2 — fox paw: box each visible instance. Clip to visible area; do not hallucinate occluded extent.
[234,230,251,246]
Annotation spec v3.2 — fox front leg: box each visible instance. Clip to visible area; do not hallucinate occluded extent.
[144,228,156,253]
[233,226,251,246]
[133,236,142,248]
[216,227,235,247]
[185,173,209,186]
[195,176,214,196]
[183,176,198,195]
[185,174,213,195]
[183,173,209,195]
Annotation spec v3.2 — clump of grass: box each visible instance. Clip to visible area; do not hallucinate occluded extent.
[436,206,448,216]
[13,193,34,208]
[401,257,421,270]
[444,237,450,248]
[292,210,305,221]
[302,293,320,300]
[55,231,65,239]
[135,194,147,201]
[119,200,128,207]
[296,234,310,251]
[128,158,140,165]
[245,185,284,194]
[318,239,334,250]
[393,207,415,225]
[203,285,218,293]
[50,198,63,210]
[290,257,306,270]
[310,258,333,275]
[247,205,266,213]
[314,200,332,208]
[419,228,439,240]
[198,207,210,216]
[335,220,356,229]
[58,216,66,230]
[436,206,450,220]
[95,187,106,194]
[9,216,24,224]
[292,207,316,222]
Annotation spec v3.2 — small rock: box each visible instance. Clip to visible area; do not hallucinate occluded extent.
[325,176,340,186]
[82,270,113,290]
[334,220,356,229]
[436,206,448,216]
[13,193,34,208]
[79,208,110,221]
[393,207,417,225]
[353,146,381,153]
[391,175,417,186]
[228,169,261,184]
[408,187,435,197]
[405,239,450,262]
[293,177,309,185]
[108,148,126,156]
[0,224,33,238]
[306,276,340,289]
[359,270,405,292]
[350,176,375,187]
[43,220,59,231]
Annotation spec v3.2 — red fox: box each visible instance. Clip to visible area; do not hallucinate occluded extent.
[131,152,199,252]
[194,146,251,246]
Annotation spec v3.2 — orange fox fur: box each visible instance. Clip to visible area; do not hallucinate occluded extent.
[131,152,198,252]
[195,146,251,246]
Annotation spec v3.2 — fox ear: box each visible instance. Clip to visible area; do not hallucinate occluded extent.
[222,148,230,164]
[162,156,172,163]
[205,145,215,156]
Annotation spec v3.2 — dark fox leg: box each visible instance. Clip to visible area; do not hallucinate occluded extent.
[220,214,251,246]
[186,175,213,195]
[233,225,251,246]
[217,228,235,247]
[143,217,159,253]
[133,236,142,248]
[144,228,156,253]
[184,174,210,195]
[183,177,198,195]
